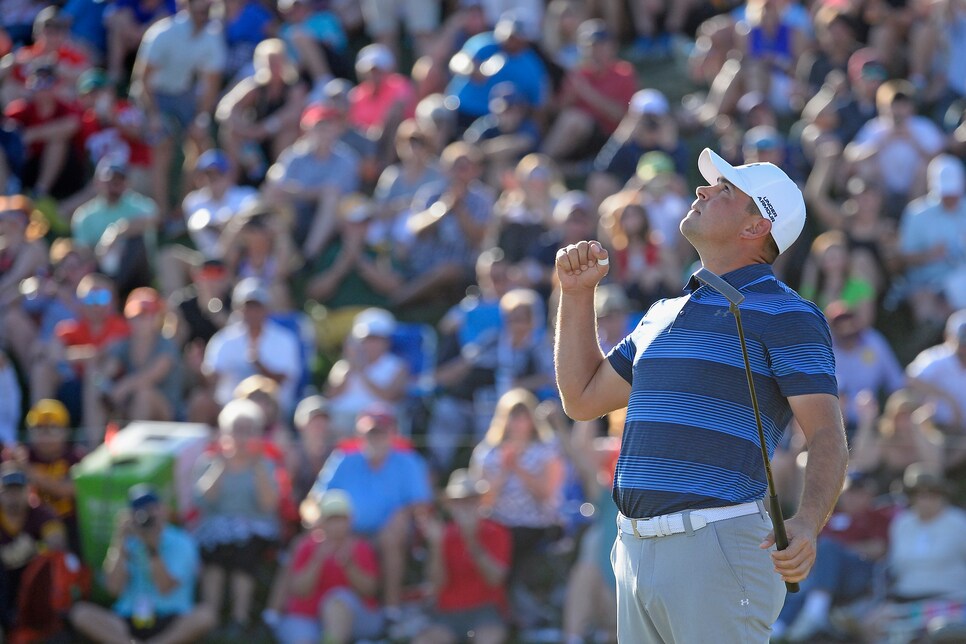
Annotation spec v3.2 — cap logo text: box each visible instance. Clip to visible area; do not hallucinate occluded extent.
[757,195,778,222]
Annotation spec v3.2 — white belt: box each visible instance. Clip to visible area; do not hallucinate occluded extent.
[617,501,762,539]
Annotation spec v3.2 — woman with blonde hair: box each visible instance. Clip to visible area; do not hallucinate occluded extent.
[798,229,877,327]
[216,38,309,183]
[470,387,564,609]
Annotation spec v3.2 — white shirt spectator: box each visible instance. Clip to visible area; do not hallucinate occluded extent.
[183,185,259,258]
[906,341,966,427]
[203,319,301,413]
[889,505,966,599]
[137,12,227,95]
[326,352,408,435]
[853,116,945,196]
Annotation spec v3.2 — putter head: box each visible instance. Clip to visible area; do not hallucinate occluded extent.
[694,268,745,306]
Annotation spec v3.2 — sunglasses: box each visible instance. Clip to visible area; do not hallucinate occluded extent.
[81,289,112,306]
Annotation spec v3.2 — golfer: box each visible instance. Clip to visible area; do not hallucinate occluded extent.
[554,149,849,643]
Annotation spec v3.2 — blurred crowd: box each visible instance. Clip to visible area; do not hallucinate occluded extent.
[0,0,965,642]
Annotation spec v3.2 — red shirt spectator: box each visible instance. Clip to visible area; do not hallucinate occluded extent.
[285,529,380,615]
[563,60,637,134]
[4,96,83,159]
[436,517,512,613]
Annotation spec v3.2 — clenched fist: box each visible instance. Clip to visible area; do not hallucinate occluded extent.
[555,241,609,293]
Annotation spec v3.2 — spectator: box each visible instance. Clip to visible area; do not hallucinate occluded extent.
[92,287,182,426]
[622,150,692,267]
[194,399,280,633]
[798,230,877,327]
[157,149,259,295]
[299,195,403,341]
[325,307,409,436]
[3,64,85,201]
[201,277,301,415]
[494,288,554,398]
[289,395,335,504]
[463,82,541,185]
[470,388,564,603]
[847,80,945,216]
[589,89,687,204]
[262,103,361,258]
[75,68,153,198]
[69,483,216,644]
[220,0,275,81]
[414,469,511,644]
[272,489,383,644]
[311,403,433,615]
[856,464,966,643]
[489,154,563,266]
[523,190,598,299]
[349,44,415,142]
[776,471,892,642]
[905,309,966,433]
[317,77,383,192]
[399,142,494,318]
[850,389,944,495]
[215,39,308,186]
[0,7,90,103]
[103,0,175,85]
[2,240,95,384]
[825,301,905,436]
[541,19,637,162]
[0,195,48,309]
[593,283,634,355]
[427,248,514,472]
[71,159,158,299]
[0,463,66,630]
[31,273,129,441]
[370,119,444,248]
[276,0,349,84]
[539,0,586,71]
[897,155,966,326]
[598,192,681,311]
[130,0,227,219]
[16,399,82,552]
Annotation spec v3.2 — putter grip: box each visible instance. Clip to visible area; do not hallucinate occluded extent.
[770,495,800,593]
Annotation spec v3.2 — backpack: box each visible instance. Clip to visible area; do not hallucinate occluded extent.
[9,551,92,644]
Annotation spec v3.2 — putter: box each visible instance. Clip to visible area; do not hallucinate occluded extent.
[694,268,799,594]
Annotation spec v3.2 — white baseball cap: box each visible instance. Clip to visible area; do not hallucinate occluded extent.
[629,89,669,115]
[697,148,806,254]
[355,44,395,74]
[928,154,965,198]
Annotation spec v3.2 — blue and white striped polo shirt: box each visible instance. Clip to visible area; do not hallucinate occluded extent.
[606,263,837,520]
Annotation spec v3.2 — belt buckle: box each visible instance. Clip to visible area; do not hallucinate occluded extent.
[632,518,645,539]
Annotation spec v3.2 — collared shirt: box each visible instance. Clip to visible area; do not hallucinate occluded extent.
[607,264,837,519]
[71,191,158,249]
[138,12,227,95]
[113,526,200,618]
[312,449,432,535]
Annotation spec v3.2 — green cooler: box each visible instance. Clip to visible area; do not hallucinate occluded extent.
[72,421,209,569]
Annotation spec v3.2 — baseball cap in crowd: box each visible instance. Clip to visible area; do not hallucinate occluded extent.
[356,43,395,74]
[95,157,127,181]
[489,81,526,113]
[196,149,231,174]
[577,19,611,46]
[77,68,110,95]
[902,463,950,497]
[737,91,768,118]
[743,125,785,152]
[323,78,353,106]
[232,277,271,306]
[26,399,70,428]
[294,395,330,429]
[301,103,340,129]
[444,468,490,499]
[124,287,164,318]
[697,148,806,254]
[128,483,160,510]
[848,48,887,83]
[629,89,669,116]
[494,11,529,43]
[356,401,398,433]
[553,190,593,223]
[636,150,675,183]
[927,154,965,198]
[0,465,28,489]
[350,307,396,339]
[300,488,352,525]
